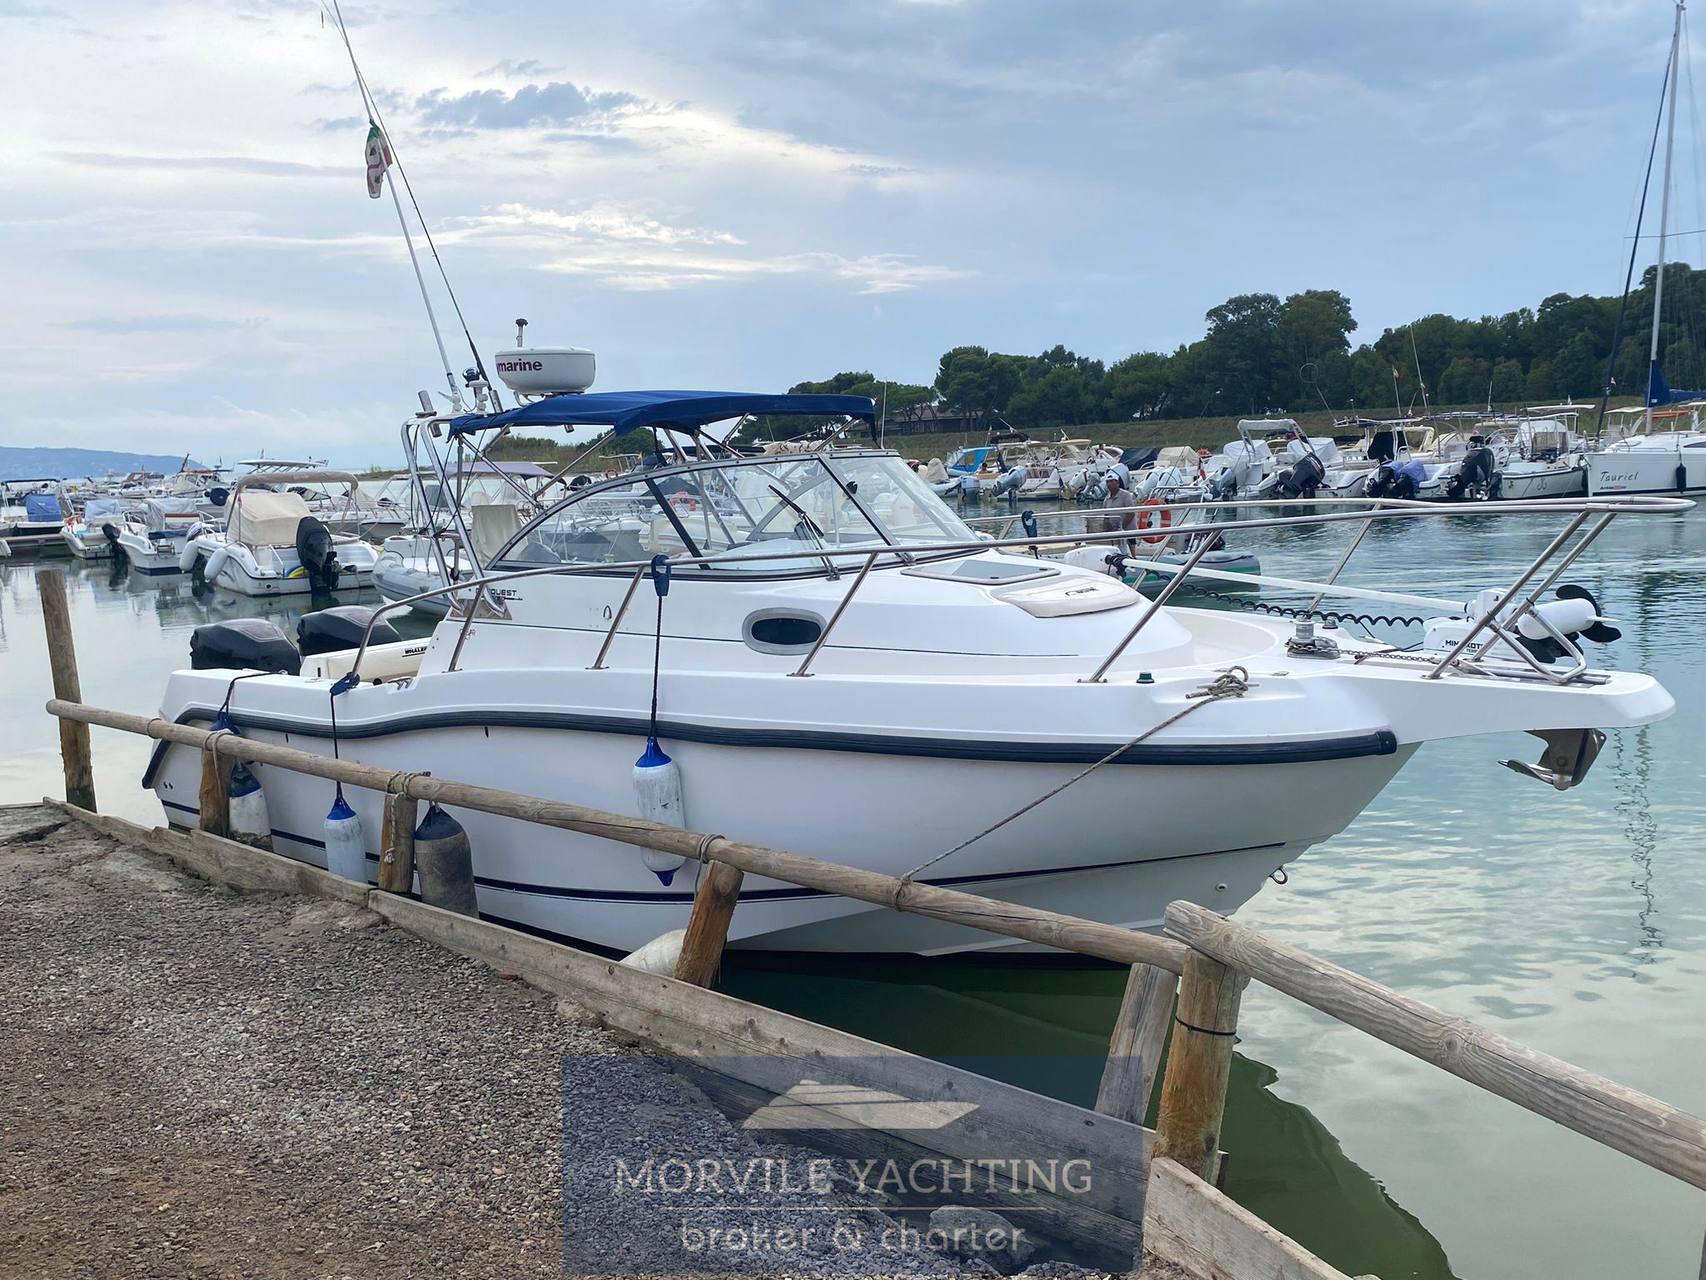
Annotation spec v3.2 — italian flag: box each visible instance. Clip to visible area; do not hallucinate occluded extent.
[364,123,392,199]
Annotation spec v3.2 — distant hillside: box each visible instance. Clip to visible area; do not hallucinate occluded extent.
[0,446,205,482]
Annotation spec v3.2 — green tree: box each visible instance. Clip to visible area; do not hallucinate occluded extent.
[1662,339,1701,390]
[1275,289,1355,409]
[934,346,1025,427]
[1105,350,1175,419]
[1551,332,1601,397]
[1526,360,1556,400]
[1489,359,1527,403]
[1436,356,1492,407]
[1200,293,1284,413]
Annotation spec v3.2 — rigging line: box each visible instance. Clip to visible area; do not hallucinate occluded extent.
[324,1,459,409]
[1597,33,1673,436]
[1684,11,1706,377]
[899,667,1251,883]
[324,1,498,410]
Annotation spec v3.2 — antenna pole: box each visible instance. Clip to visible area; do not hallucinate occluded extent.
[1647,0,1685,433]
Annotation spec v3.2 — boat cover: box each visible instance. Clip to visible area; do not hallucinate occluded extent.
[84,498,124,521]
[229,489,313,547]
[23,494,61,522]
[447,389,877,437]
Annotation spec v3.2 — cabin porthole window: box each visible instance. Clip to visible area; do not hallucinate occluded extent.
[743,610,825,655]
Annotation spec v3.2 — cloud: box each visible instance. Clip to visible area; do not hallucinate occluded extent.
[414,81,641,130]
[53,151,346,178]
[449,202,746,248]
[477,58,563,78]
[443,201,967,295]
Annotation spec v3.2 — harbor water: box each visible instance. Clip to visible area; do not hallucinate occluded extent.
[3,504,1703,1280]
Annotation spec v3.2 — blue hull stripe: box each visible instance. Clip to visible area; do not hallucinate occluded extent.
[141,703,1397,787]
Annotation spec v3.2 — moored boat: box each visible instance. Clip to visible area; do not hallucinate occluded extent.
[141,382,1682,957]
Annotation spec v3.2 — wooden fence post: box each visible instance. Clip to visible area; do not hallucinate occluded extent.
[197,743,232,839]
[1153,950,1246,1180]
[674,859,744,988]
[378,791,419,894]
[37,569,96,813]
[1095,961,1177,1125]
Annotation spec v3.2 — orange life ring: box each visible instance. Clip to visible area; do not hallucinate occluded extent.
[604,467,619,479]
[1137,498,1172,544]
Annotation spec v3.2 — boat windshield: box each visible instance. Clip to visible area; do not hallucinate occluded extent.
[495,451,979,575]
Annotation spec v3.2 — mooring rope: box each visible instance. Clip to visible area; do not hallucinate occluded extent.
[899,666,1252,884]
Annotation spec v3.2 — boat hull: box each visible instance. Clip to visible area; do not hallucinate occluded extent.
[148,712,1411,954]
[116,530,189,575]
[1587,448,1706,496]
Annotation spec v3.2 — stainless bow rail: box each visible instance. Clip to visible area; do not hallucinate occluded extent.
[344,493,1691,687]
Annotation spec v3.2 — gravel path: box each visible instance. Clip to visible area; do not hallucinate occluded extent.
[0,807,1174,1279]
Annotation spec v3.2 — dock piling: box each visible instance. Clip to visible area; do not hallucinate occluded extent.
[1153,951,1246,1180]
[379,791,419,894]
[36,569,96,813]
[674,858,744,987]
[1095,961,1178,1125]
[198,742,233,839]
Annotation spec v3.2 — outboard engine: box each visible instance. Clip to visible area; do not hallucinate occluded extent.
[297,604,401,658]
[1365,462,1418,500]
[1208,468,1239,501]
[1273,454,1325,499]
[190,618,302,674]
[100,522,121,545]
[1447,440,1499,501]
[993,466,1027,498]
[294,516,339,593]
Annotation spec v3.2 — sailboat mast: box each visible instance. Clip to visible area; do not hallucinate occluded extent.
[1647,0,1685,432]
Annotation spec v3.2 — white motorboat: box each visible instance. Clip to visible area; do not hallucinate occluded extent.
[114,498,202,574]
[141,384,1681,957]
[0,479,65,542]
[1080,447,1209,505]
[1488,413,1590,501]
[1204,421,1334,499]
[227,458,399,540]
[182,472,381,595]
[60,495,125,559]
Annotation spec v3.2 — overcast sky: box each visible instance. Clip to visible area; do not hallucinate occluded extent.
[0,0,1689,466]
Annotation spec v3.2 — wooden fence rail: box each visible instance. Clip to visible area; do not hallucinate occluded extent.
[44,696,1187,975]
[1165,900,1706,1193]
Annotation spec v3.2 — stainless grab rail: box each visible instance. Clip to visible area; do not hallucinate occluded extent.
[339,494,1692,685]
[791,550,879,678]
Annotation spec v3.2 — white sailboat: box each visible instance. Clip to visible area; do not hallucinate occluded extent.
[1588,0,1706,497]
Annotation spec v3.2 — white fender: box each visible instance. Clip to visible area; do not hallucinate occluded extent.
[620,929,686,975]
[178,540,202,574]
[202,546,230,584]
[633,738,688,883]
